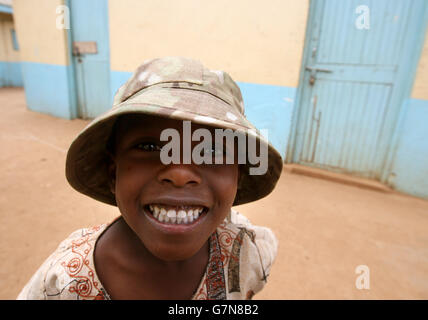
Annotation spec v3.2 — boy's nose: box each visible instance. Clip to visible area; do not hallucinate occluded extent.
[157,164,202,187]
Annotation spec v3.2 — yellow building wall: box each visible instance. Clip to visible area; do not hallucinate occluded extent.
[0,13,20,62]
[12,0,68,65]
[411,31,428,100]
[109,0,309,87]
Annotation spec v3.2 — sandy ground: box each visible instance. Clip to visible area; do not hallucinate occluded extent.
[1,87,428,300]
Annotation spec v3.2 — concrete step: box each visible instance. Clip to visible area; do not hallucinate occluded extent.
[284,163,393,193]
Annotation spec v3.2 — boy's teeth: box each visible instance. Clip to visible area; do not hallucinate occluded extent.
[148,205,205,225]
[177,210,186,218]
[167,210,176,223]
[158,213,164,222]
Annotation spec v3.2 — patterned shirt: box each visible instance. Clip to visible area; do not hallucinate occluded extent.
[17,210,278,300]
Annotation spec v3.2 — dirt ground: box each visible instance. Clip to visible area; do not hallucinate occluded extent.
[1,87,428,300]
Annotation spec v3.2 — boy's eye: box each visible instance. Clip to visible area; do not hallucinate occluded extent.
[135,142,162,152]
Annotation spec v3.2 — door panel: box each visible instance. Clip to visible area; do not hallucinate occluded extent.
[299,80,392,177]
[293,0,427,179]
[70,0,110,119]
[317,0,412,66]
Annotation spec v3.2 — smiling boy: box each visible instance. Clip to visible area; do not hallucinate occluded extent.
[17,57,283,300]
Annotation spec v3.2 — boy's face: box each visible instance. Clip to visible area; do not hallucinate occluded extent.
[109,114,239,262]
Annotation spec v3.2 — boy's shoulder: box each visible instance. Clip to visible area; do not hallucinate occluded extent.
[17,224,110,300]
[212,209,278,300]
[218,209,278,247]
[56,224,108,253]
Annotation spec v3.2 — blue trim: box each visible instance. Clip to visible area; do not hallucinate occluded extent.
[64,0,78,119]
[0,4,12,14]
[0,61,23,87]
[110,70,294,159]
[21,62,74,119]
[390,98,428,199]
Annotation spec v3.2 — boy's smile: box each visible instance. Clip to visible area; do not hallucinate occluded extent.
[108,114,239,262]
[145,204,207,226]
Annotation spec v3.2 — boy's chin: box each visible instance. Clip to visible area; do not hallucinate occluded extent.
[144,241,208,263]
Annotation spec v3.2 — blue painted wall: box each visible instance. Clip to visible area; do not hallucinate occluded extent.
[238,82,295,160]
[110,70,130,106]
[21,62,75,119]
[110,71,295,160]
[0,4,12,14]
[390,98,428,198]
[0,61,23,87]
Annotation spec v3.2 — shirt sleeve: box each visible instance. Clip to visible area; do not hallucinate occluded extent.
[228,209,279,299]
[17,250,59,300]
[16,228,87,300]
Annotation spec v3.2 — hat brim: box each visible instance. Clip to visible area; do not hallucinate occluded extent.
[66,88,283,206]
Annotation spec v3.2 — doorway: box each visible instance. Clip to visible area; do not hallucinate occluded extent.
[69,0,111,119]
[288,0,427,182]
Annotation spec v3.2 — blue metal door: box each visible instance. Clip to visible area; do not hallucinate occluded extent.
[290,0,427,181]
[69,0,110,119]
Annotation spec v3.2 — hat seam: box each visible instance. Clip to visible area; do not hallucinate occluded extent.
[117,83,238,115]
[120,80,205,104]
[166,86,234,109]
[115,102,253,130]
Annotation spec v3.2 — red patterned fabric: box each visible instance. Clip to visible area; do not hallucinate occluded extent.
[17,210,277,300]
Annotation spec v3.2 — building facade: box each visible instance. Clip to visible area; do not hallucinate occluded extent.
[0,0,22,86]
[6,0,428,199]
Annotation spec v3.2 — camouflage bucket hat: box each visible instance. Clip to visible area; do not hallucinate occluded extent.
[66,57,283,206]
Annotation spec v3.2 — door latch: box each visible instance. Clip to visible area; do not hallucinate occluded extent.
[72,41,98,63]
[305,66,333,73]
[305,66,333,85]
